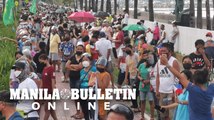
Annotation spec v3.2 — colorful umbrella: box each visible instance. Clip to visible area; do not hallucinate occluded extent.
[68,11,95,23]
[122,24,146,31]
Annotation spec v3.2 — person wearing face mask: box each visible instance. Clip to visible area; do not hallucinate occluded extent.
[124,44,140,112]
[79,53,97,120]
[38,54,58,120]
[14,62,39,120]
[160,56,192,120]
[65,43,84,119]
[95,57,111,120]
[205,32,214,48]
[30,32,37,51]
[155,43,180,120]
[137,52,156,120]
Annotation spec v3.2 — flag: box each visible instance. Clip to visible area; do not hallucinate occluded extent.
[30,0,37,14]
[3,0,15,26]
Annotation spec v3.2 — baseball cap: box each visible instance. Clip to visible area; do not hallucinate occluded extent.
[206,32,212,37]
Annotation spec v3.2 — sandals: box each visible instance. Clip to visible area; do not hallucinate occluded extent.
[133,108,141,112]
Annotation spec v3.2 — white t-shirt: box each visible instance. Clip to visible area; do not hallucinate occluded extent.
[118,45,126,72]
[95,38,112,61]
[123,13,129,25]
[160,30,168,43]
[169,27,179,43]
[16,78,39,118]
[156,56,178,93]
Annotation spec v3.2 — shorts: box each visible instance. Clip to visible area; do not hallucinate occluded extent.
[62,62,67,74]
[106,61,113,74]
[140,91,154,101]
[159,93,174,119]
[49,53,59,61]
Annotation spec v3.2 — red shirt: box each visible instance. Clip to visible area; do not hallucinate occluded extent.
[42,66,55,94]
[115,31,124,49]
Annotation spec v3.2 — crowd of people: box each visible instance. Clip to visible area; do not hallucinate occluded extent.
[1,1,214,120]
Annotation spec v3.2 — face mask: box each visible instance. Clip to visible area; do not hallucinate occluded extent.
[97,67,105,73]
[31,37,36,42]
[183,63,192,70]
[148,56,154,65]
[76,51,82,56]
[14,71,22,77]
[207,37,212,41]
[23,46,31,50]
[126,50,131,55]
[82,61,90,68]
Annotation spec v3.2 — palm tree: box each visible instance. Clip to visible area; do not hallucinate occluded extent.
[80,0,84,10]
[85,0,88,11]
[89,0,91,10]
[106,0,111,14]
[125,0,129,13]
[114,0,117,15]
[189,0,195,27]
[95,0,98,12]
[149,0,154,21]
[100,0,104,11]
[197,0,202,28]
[212,0,214,30]
[206,0,211,30]
[134,0,138,19]
[91,0,94,11]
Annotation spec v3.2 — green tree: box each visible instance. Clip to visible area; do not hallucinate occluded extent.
[100,0,104,11]
[106,0,111,14]
[114,0,117,15]
[197,0,202,28]
[85,0,88,11]
[125,0,129,13]
[189,0,195,27]
[149,0,154,21]
[80,0,84,10]
[95,0,98,12]
[134,0,138,19]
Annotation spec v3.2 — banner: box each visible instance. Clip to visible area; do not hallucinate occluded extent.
[30,0,37,14]
[3,0,15,26]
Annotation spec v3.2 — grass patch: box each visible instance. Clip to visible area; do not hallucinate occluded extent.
[0,40,16,91]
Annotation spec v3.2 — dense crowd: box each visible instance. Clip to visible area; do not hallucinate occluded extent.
[1,1,214,120]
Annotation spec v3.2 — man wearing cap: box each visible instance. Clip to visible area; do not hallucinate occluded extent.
[49,26,61,72]
[0,90,23,120]
[205,32,214,47]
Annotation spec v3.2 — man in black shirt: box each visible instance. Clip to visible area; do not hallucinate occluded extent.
[189,39,210,70]
[33,42,46,74]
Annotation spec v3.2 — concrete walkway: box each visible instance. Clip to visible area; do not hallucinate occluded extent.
[39,72,151,120]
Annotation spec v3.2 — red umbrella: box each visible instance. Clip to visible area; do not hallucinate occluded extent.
[68,11,95,23]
